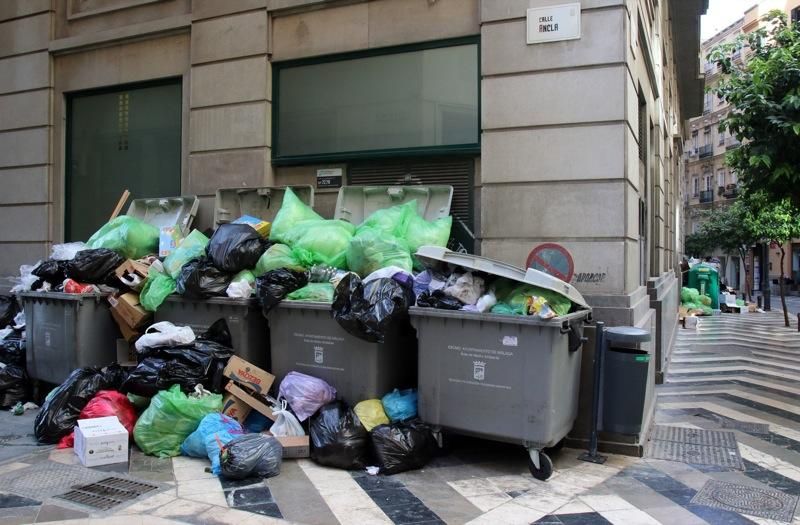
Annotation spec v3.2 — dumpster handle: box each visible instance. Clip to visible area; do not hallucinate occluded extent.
[566,323,587,352]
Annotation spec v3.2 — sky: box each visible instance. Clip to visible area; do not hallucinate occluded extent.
[701,0,754,40]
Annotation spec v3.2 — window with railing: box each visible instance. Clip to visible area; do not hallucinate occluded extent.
[692,177,699,196]
[699,144,713,158]
[699,189,714,203]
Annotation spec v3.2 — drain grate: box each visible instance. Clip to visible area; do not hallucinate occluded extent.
[719,419,770,435]
[55,477,159,511]
[0,461,107,500]
[647,440,744,470]
[652,425,738,448]
[691,480,799,522]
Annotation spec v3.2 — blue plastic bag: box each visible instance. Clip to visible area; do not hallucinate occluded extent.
[181,413,244,475]
[244,411,273,433]
[382,389,418,422]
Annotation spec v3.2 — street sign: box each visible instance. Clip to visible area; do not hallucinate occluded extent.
[526,3,581,45]
[526,243,575,282]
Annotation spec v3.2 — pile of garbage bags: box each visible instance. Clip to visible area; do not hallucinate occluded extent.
[680,287,713,316]
[0,296,28,409]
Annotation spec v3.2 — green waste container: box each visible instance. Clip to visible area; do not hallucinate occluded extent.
[688,263,720,309]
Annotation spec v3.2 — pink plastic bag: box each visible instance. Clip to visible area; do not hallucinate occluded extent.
[278,372,337,422]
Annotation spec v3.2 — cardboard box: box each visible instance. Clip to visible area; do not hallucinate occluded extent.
[111,308,141,343]
[108,293,151,330]
[222,393,252,424]
[159,227,183,258]
[223,356,275,395]
[233,215,271,238]
[74,416,129,467]
[114,259,151,281]
[225,382,275,420]
[271,435,310,459]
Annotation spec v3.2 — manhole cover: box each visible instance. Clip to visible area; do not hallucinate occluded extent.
[652,425,737,447]
[0,461,107,500]
[55,477,159,511]
[692,480,799,522]
[647,440,744,470]
[719,419,770,435]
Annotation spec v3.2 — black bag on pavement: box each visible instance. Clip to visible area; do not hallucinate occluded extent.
[255,269,308,315]
[310,401,371,470]
[416,290,462,310]
[220,434,283,480]
[370,419,437,475]
[0,337,25,367]
[206,224,268,273]
[332,274,415,343]
[65,248,124,284]
[121,319,234,397]
[32,260,69,287]
[0,295,19,328]
[176,257,233,299]
[33,364,126,443]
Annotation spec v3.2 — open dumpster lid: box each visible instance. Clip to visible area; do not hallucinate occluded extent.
[414,246,590,311]
[334,185,453,224]
[126,196,199,234]
[214,186,314,228]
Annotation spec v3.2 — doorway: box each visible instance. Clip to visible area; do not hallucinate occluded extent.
[66,79,182,241]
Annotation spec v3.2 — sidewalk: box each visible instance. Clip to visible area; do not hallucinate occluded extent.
[1,309,799,525]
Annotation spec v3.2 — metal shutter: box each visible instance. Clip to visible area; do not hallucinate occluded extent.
[348,157,475,252]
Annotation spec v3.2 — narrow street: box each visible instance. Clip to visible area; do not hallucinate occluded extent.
[0,309,796,525]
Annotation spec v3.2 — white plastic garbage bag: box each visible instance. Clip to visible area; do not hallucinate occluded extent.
[50,242,87,261]
[10,264,40,294]
[135,321,196,351]
[269,399,305,437]
[444,272,485,305]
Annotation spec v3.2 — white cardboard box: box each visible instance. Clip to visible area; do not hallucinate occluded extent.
[74,416,129,467]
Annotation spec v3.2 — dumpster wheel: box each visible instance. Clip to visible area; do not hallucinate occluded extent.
[527,449,553,481]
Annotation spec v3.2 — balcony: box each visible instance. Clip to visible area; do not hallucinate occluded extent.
[698,144,713,158]
[726,137,741,150]
[699,190,714,203]
[724,184,739,199]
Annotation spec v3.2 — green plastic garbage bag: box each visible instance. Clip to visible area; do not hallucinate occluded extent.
[502,284,572,318]
[346,227,413,277]
[87,215,159,259]
[133,385,222,458]
[359,201,416,237]
[736,298,745,307]
[270,188,322,244]
[254,243,306,275]
[700,305,713,316]
[405,214,452,269]
[285,283,335,303]
[699,294,712,306]
[284,220,355,269]
[163,230,209,279]
[681,287,700,304]
[490,302,516,316]
[139,269,177,312]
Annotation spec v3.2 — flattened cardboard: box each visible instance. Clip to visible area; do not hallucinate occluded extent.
[222,393,252,424]
[223,356,275,395]
[225,382,275,420]
[271,434,310,459]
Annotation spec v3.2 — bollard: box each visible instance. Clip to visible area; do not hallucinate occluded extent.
[758,296,763,309]
[797,313,799,333]
[579,322,607,465]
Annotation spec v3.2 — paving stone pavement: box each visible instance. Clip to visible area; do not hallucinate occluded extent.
[1,309,799,524]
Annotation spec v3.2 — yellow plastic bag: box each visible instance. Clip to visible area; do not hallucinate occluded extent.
[354,399,389,432]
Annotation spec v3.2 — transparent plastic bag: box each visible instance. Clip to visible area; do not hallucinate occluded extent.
[270,399,305,437]
[285,283,334,303]
[283,220,355,269]
[358,200,416,238]
[87,215,159,259]
[51,242,87,261]
[382,389,418,422]
[254,243,306,276]
[278,372,337,422]
[139,270,177,312]
[163,230,209,279]
[346,228,412,277]
[270,188,322,244]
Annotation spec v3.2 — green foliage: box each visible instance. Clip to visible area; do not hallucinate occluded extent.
[741,192,800,245]
[708,11,800,206]
[684,230,715,257]
[696,201,758,257]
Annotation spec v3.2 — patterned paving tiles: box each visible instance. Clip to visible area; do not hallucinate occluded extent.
[691,479,799,522]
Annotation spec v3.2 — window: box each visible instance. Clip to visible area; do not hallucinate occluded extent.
[703,126,711,145]
[719,128,725,145]
[704,92,713,113]
[693,176,699,196]
[792,7,800,24]
[691,130,698,149]
[731,170,738,185]
[717,169,725,187]
[273,39,479,162]
[704,174,713,191]
[638,90,647,163]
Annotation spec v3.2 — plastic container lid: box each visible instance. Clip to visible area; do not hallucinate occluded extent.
[414,245,590,310]
[214,186,314,227]
[334,185,453,224]
[126,196,200,234]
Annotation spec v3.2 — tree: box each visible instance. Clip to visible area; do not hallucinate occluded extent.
[684,229,716,259]
[697,202,758,300]
[742,192,800,326]
[709,11,800,206]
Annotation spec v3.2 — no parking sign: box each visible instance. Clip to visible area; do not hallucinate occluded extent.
[526,243,574,282]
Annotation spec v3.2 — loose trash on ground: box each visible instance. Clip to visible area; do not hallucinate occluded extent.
[220,434,283,480]
[74,416,129,467]
[57,390,137,449]
[309,401,371,470]
[278,372,337,422]
[370,419,437,475]
[181,413,244,475]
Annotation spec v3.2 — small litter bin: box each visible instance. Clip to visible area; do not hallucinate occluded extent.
[600,346,650,435]
[268,185,453,405]
[409,247,591,481]
[21,292,119,384]
[155,186,313,370]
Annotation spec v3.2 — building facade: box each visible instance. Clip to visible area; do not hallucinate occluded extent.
[0,0,706,450]
[683,0,800,294]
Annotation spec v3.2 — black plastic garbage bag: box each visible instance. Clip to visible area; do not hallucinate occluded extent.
[332,274,415,343]
[371,419,437,475]
[255,269,308,315]
[121,319,234,397]
[0,337,25,367]
[33,364,126,444]
[0,296,19,329]
[65,248,124,284]
[416,290,463,310]
[32,260,69,287]
[310,401,371,470]
[206,224,268,273]
[176,257,233,299]
[0,365,26,391]
[220,434,283,480]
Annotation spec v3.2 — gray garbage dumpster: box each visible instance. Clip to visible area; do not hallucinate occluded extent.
[155,186,313,370]
[409,247,591,481]
[268,185,453,405]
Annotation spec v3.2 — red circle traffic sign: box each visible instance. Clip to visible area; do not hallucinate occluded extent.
[526,243,574,282]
